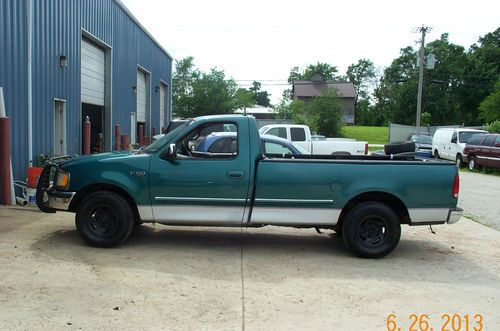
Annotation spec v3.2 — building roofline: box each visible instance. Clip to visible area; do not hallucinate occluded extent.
[114,0,173,60]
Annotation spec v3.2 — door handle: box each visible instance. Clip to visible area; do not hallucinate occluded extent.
[227,170,244,179]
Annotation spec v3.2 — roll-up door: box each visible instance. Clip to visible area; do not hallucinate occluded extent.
[81,39,105,106]
[159,83,167,130]
[136,70,148,122]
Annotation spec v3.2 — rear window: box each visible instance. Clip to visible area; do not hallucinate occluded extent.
[467,134,486,145]
[482,135,496,147]
[290,128,306,142]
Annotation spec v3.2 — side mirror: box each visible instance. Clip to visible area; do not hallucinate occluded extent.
[161,143,177,160]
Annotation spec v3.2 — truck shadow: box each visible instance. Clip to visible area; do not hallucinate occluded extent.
[31,225,499,285]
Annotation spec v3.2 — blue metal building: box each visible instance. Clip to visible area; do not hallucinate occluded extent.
[0,0,173,181]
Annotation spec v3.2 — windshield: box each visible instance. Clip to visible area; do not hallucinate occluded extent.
[411,135,432,144]
[142,120,192,153]
[459,131,483,143]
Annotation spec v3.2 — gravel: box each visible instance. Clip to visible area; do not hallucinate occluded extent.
[458,171,500,230]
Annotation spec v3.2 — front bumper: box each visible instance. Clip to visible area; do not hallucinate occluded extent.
[36,164,75,213]
[447,207,463,224]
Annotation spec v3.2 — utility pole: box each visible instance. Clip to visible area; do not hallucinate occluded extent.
[415,25,431,128]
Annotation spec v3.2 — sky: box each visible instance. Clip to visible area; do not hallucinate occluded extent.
[121,0,499,103]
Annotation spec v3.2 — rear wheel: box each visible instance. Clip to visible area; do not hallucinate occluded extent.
[75,191,134,247]
[468,156,477,171]
[342,202,401,258]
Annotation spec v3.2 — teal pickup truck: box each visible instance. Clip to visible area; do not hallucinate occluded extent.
[37,115,462,258]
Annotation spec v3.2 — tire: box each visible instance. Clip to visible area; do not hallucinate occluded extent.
[75,191,135,247]
[468,156,477,171]
[434,150,440,159]
[456,154,464,168]
[342,202,401,258]
[384,142,415,155]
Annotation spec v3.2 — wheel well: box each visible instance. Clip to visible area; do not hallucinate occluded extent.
[336,191,410,229]
[69,184,140,221]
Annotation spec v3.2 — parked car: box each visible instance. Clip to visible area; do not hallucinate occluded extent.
[259,124,368,155]
[408,134,432,150]
[36,115,461,258]
[195,132,308,156]
[432,128,487,167]
[463,133,500,170]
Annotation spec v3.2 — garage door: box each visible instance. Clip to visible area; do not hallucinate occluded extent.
[81,39,105,106]
[136,70,148,122]
[159,83,167,130]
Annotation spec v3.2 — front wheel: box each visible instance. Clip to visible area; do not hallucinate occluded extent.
[434,150,440,159]
[456,154,464,168]
[342,202,401,258]
[75,191,135,247]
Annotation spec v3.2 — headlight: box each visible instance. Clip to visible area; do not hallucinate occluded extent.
[55,171,70,190]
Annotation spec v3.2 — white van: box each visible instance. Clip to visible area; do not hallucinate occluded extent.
[432,128,487,166]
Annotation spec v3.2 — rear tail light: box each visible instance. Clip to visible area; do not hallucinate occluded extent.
[452,173,459,198]
[365,143,368,155]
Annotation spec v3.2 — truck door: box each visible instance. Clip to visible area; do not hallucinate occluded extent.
[148,120,250,224]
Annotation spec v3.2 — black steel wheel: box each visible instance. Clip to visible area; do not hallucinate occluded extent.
[75,191,134,247]
[342,202,401,258]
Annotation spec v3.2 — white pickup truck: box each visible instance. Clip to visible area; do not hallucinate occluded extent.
[259,124,368,155]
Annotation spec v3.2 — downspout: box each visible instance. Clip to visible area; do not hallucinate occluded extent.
[27,0,33,166]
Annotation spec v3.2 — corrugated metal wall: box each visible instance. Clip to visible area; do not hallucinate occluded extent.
[0,0,28,182]
[0,0,172,181]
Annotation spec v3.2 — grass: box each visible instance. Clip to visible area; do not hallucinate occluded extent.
[459,167,500,177]
[341,126,389,144]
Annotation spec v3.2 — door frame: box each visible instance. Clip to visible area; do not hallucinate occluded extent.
[53,98,67,156]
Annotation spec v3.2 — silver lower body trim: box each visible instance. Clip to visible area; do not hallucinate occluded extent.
[409,208,453,224]
[250,207,340,226]
[148,205,244,224]
[447,207,463,224]
[47,191,76,210]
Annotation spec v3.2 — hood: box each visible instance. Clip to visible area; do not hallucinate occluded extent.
[59,151,144,170]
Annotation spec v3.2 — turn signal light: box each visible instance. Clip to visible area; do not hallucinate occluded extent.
[452,173,459,198]
[56,171,70,189]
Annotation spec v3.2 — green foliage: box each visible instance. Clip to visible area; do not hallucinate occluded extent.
[484,120,500,133]
[304,88,343,137]
[347,58,376,99]
[341,126,388,144]
[234,88,255,110]
[288,62,339,83]
[421,112,431,126]
[249,81,271,107]
[479,79,500,123]
[172,57,238,118]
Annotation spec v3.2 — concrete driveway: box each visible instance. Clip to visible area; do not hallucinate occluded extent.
[0,206,499,330]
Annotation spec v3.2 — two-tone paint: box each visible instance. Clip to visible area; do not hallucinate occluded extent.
[52,115,461,228]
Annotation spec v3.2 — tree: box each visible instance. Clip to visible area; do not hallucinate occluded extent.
[249,81,271,107]
[172,57,239,118]
[288,62,339,83]
[308,88,343,137]
[479,79,500,123]
[234,88,255,110]
[346,58,377,125]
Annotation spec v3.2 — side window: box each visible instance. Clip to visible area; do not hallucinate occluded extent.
[495,136,500,146]
[266,127,287,139]
[176,122,238,159]
[482,135,496,147]
[290,128,306,142]
[451,132,457,143]
[264,141,293,155]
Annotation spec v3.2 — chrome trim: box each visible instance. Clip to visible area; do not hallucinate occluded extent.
[151,205,244,224]
[250,207,340,225]
[447,207,463,224]
[409,208,450,224]
[48,192,76,210]
[155,197,246,202]
[255,198,334,204]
